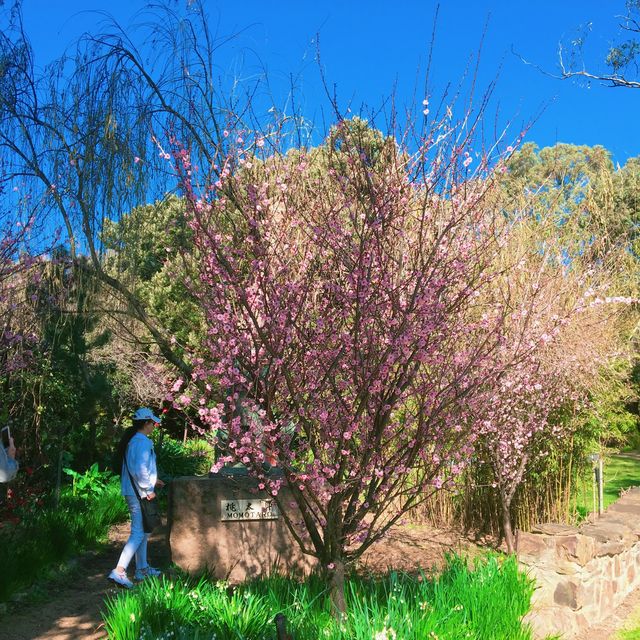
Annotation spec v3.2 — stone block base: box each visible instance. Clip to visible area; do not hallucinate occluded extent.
[169,475,317,582]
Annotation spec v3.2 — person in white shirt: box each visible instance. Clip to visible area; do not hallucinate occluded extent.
[0,435,18,482]
[108,408,165,588]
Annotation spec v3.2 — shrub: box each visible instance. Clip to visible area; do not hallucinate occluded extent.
[155,436,214,478]
[0,476,128,601]
[63,462,115,499]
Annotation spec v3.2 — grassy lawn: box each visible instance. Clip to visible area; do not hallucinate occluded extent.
[573,453,640,518]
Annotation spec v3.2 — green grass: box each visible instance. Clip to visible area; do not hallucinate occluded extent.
[573,453,640,518]
[0,478,128,601]
[103,554,539,640]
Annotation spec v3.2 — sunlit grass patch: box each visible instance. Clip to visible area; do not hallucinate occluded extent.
[573,453,640,518]
[103,554,539,640]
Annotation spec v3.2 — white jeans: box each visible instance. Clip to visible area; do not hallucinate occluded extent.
[116,495,149,571]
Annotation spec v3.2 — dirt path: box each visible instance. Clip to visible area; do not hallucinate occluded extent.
[615,452,640,460]
[2,522,638,640]
[0,523,170,640]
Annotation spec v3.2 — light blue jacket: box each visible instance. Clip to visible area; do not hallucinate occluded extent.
[121,432,157,498]
[0,445,18,482]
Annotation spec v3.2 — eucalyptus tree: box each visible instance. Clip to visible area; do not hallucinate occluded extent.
[558,1,640,89]
[501,142,640,290]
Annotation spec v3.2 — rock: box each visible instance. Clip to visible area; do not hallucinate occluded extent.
[554,579,580,609]
[169,475,318,582]
[580,522,635,557]
[518,489,640,639]
[555,534,596,566]
[517,532,553,559]
[531,523,579,536]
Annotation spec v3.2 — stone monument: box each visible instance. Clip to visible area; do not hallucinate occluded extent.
[169,467,317,582]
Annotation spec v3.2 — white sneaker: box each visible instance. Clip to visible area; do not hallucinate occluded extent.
[108,569,134,589]
[134,566,162,581]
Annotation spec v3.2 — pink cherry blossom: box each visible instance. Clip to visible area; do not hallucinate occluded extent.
[165,113,635,606]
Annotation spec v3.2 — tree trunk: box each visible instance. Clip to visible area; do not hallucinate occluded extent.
[54,448,64,508]
[501,498,515,553]
[83,414,97,468]
[274,613,292,640]
[328,560,347,619]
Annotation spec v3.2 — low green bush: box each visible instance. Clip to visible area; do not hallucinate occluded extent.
[103,554,537,640]
[0,474,128,601]
[155,436,214,478]
[63,461,116,499]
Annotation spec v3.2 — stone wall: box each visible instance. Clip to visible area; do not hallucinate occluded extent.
[518,487,640,639]
[169,474,317,582]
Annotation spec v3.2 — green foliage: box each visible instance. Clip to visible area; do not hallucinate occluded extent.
[504,144,615,249]
[154,435,214,478]
[103,554,538,640]
[606,39,640,73]
[549,359,638,469]
[604,2,640,76]
[321,117,398,174]
[1,255,124,478]
[614,156,640,258]
[502,143,640,290]
[559,2,640,89]
[101,196,205,351]
[63,462,114,499]
[102,196,190,282]
[1,349,119,479]
[469,141,640,532]
[0,478,128,601]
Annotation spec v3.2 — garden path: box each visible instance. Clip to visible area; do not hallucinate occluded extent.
[1,523,169,640]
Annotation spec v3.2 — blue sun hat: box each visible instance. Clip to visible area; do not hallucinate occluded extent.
[133,407,161,423]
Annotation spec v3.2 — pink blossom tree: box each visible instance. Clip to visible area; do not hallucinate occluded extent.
[171,117,517,611]
[473,221,635,551]
[477,358,574,552]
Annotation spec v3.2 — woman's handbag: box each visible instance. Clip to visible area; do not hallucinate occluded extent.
[138,495,162,533]
[124,459,163,533]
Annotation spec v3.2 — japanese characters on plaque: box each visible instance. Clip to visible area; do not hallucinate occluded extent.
[220,498,279,521]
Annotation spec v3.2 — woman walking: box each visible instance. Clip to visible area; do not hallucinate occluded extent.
[108,407,165,588]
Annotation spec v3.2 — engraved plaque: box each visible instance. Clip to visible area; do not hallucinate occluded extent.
[220,498,279,521]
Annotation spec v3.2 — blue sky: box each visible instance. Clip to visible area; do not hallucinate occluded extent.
[18,0,640,164]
